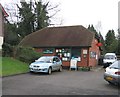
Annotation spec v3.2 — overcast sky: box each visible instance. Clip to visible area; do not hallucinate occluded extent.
[50,0,119,38]
[1,0,119,38]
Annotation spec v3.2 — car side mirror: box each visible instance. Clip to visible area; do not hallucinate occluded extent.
[35,60,38,62]
[53,61,56,63]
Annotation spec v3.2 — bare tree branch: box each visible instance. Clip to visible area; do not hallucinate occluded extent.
[49,9,60,18]
[47,4,59,11]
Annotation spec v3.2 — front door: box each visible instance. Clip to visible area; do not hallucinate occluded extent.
[81,49,88,66]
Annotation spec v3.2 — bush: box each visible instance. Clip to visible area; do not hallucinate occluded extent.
[78,66,90,71]
[2,43,14,57]
[15,46,41,63]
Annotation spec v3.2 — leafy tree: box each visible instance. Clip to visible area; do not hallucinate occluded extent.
[105,30,118,53]
[88,25,106,54]
[116,29,120,54]
[35,1,50,30]
[98,32,105,55]
[3,22,20,57]
[88,24,99,39]
[3,0,59,57]
[17,0,59,38]
[17,1,35,38]
[4,23,20,45]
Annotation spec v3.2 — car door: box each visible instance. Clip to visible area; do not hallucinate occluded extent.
[52,57,58,70]
[55,57,62,69]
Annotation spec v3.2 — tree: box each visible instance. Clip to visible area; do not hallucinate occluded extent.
[17,0,59,38]
[35,1,50,30]
[4,0,60,40]
[4,23,20,45]
[17,1,35,38]
[105,30,118,53]
[2,22,21,57]
[2,0,60,57]
[116,29,120,54]
[88,24,99,39]
[98,32,105,55]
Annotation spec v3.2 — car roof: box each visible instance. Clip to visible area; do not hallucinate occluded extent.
[41,56,58,58]
[105,53,116,56]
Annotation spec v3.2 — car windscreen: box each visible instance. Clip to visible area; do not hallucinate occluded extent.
[37,57,53,63]
[109,61,120,69]
[104,55,115,59]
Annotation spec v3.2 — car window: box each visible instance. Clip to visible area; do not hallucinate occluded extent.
[104,55,115,59]
[37,57,52,63]
[109,61,120,69]
[53,57,60,62]
[56,57,60,62]
[53,58,56,62]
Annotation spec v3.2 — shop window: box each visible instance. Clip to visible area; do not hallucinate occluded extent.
[71,48,81,61]
[43,48,54,54]
[55,48,71,61]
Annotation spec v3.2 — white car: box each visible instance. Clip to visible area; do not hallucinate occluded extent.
[29,56,62,74]
[103,53,117,68]
[104,60,120,86]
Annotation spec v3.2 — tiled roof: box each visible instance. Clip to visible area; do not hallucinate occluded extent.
[19,25,95,47]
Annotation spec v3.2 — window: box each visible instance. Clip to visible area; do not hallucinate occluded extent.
[55,57,60,62]
[71,48,81,61]
[90,52,96,58]
[55,48,71,61]
[53,57,60,62]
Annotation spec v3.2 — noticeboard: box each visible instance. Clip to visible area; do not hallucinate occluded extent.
[70,59,77,69]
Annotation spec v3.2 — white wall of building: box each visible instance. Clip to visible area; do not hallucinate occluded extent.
[0,36,3,50]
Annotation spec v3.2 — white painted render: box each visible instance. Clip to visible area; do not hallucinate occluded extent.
[0,36,3,49]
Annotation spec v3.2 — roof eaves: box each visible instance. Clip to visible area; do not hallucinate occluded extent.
[33,45,91,48]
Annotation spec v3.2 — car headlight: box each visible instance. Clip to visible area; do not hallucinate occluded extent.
[42,68,48,71]
[29,64,33,68]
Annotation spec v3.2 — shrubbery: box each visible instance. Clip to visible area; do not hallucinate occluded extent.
[15,46,41,63]
[2,43,13,57]
[2,44,41,63]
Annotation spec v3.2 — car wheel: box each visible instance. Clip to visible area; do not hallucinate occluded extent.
[59,66,62,72]
[30,71,33,73]
[48,67,52,75]
[108,81,114,85]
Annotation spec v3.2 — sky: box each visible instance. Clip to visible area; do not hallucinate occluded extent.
[0,0,119,38]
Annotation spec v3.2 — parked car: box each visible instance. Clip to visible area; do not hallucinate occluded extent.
[104,60,120,86]
[29,56,63,74]
[103,53,117,68]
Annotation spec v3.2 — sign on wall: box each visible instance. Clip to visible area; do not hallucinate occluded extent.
[83,49,88,54]
[43,48,54,54]
[0,36,3,50]
[90,51,96,58]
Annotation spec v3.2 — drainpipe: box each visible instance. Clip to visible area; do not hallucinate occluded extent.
[87,48,89,67]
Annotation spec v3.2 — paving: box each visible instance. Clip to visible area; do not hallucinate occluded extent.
[90,65,104,72]
[2,67,119,95]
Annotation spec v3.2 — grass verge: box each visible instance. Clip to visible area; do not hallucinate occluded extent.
[0,57,29,77]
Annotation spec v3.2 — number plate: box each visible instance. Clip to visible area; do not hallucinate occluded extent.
[33,68,39,71]
[106,76,113,81]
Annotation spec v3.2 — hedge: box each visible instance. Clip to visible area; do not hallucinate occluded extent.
[15,46,41,63]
